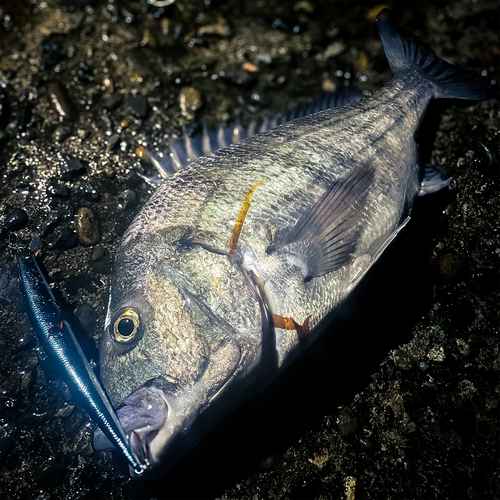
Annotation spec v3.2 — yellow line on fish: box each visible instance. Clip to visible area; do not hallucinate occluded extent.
[228,178,265,253]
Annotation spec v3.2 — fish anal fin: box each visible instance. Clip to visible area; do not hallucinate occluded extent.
[349,216,411,292]
[268,159,375,280]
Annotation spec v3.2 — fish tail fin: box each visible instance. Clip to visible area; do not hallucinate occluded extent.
[377,9,491,101]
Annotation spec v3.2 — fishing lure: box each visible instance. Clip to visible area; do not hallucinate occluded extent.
[16,246,147,474]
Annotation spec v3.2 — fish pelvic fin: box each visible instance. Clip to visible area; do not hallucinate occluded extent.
[377,9,491,101]
[268,160,375,281]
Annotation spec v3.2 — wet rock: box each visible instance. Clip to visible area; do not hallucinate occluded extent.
[76,303,98,334]
[75,207,100,246]
[129,94,148,119]
[57,152,85,179]
[456,338,472,356]
[428,345,446,362]
[400,413,417,434]
[102,94,122,111]
[47,182,70,198]
[80,183,99,201]
[393,349,416,371]
[36,459,68,487]
[179,87,202,120]
[337,407,358,438]
[64,412,85,438]
[438,252,465,281]
[117,189,137,210]
[47,82,77,122]
[49,226,78,249]
[5,208,29,230]
[54,404,75,418]
[90,246,105,261]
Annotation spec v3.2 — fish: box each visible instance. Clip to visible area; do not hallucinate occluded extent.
[94,9,490,479]
[16,246,147,474]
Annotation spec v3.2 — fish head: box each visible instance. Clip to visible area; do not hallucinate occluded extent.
[95,236,263,478]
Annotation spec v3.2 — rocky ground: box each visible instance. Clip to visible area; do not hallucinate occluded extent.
[0,0,498,499]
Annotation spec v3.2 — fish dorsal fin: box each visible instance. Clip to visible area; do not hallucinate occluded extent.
[268,159,375,281]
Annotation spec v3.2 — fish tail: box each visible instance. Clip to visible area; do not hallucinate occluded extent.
[377,9,491,101]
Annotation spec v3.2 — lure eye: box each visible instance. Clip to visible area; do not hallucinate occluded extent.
[113,309,141,343]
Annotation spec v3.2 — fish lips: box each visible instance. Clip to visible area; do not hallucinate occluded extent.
[94,378,171,478]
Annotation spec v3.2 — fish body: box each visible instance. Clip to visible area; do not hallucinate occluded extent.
[95,10,489,478]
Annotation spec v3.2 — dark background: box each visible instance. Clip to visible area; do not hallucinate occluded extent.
[0,1,498,498]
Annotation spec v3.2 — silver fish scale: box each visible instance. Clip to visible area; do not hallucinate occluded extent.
[102,73,431,398]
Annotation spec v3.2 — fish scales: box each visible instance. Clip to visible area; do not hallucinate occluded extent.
[95,10,490,478]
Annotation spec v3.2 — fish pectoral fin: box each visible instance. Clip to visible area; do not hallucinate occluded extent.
[418,163,452,196]
[267,159,375,281]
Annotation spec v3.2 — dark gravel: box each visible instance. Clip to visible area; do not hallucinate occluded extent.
[0,1,498,499]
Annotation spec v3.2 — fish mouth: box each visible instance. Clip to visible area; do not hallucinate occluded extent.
[94,378,172,478]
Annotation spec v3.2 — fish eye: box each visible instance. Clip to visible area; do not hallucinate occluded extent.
[112,308,141,343]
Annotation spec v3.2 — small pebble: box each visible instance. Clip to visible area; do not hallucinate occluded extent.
[179,87,202,120]
[47,182,70,198]
[54,404,75,418]
[47,81,77,122]
[57,152,85,179]
[76,303,98,334]
[52,124,71,143]
[393,349,416,371]
[90,246,105,261]
[117,189,137,209]
[75,207,100,246]
[255,52,273,65]
[101,114,112,130]
[80,183,99,201]
[106,133,120,151]
[336,407,358,438]
[49,226,78,249]
[5,208,29,230]
[428,345,445,362]
[456,338,472,356]
[323,40,346,59]
[197,19,231,37]
[438,252,465,281]
[64,412,84,438]
[242,61,259,73]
